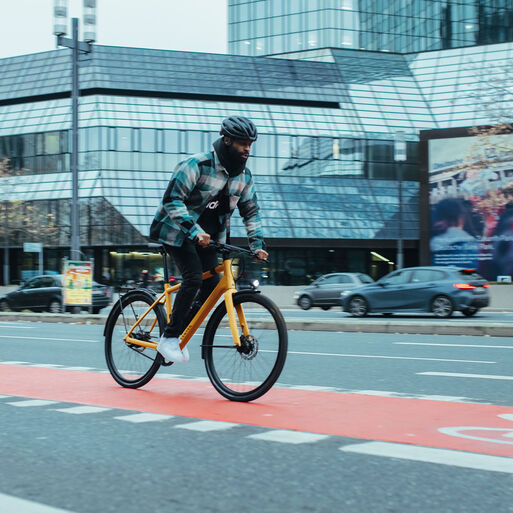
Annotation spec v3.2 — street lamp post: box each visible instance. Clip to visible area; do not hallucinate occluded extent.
[54,1,95,260]
[394,131,407,270]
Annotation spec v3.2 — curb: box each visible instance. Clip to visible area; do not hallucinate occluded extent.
[1,312,512,337]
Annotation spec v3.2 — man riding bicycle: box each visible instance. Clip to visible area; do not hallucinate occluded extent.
[150,116,268,364]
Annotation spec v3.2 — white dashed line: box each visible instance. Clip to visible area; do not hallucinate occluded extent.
[340,442,513,474]
[53,406,111,415]
[419,372,513,381]
[248,430,330,444]
[0,492,75,512]
[396,342,513,349]
[6,399,58,407]
[114,413,174,423]
[174,420,239,432]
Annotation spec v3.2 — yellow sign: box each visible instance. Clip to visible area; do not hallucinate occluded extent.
[63,260,93,306]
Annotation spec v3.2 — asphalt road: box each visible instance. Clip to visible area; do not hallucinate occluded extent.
[0,321,512,513]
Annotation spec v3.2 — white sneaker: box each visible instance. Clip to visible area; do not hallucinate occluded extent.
[157,336,185,364]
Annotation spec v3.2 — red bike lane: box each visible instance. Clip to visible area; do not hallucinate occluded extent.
[1,365,512,458]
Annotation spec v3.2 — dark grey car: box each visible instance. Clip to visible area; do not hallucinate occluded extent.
[341,266,490,318]
[0,275,112,314]
[294,272,374,310]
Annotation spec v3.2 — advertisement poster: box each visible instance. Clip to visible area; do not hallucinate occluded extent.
[428,132,513,281]
[63,260,93,306]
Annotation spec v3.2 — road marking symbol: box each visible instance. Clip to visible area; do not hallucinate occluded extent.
[53,406,111,415]
[248,430,329,444]
[114,413,174,423]
[340,441,513,474]
[6,399,58,407]
[419,372,513,381]
[174,420,238,432]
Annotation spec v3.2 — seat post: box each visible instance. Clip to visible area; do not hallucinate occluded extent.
[160,247,169,283]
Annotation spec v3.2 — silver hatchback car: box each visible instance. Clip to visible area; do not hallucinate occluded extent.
[294,272,374,310]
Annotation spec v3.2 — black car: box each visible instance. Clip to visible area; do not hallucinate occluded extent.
[0,274,112,314]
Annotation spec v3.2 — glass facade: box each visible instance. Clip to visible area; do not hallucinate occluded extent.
[228,0,513,57]
[1,38,511,284]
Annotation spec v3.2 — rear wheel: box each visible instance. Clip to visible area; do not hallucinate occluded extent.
[462,307,479,317]
[203,292,288,402]
[321,306,331,311]
[0,299,9,312]
[104,290,166,388]
[431,295,453,318]
[347,296,369,317]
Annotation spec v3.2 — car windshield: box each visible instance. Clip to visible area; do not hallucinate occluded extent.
[358,274,374,284]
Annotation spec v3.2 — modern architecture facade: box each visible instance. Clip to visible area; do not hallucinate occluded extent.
[1,3,512,286]
[228,0,513,57]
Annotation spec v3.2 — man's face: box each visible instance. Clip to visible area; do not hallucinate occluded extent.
[224,136,253,163]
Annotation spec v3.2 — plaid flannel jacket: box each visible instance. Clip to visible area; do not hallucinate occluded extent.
[150,150,264,251]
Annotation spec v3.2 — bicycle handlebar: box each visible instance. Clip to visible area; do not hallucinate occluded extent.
[207,241,268,263]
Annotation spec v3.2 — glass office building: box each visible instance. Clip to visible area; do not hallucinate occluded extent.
[1,35,512,285]
[228,0,513,57]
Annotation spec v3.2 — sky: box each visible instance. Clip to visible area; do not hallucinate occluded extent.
[0,0,227,59]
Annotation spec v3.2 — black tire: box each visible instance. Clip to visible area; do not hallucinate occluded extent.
[462,307,479,317]
[0,299,9,312]
[321,306,331,311]
[382,312,394,317]
[431,295,454,318]
[298,295,312,310]
[92,307,102,314]
[347,296,369,317]
[104,290,166,388]
[203,292,288,402]
[48,299,63,313]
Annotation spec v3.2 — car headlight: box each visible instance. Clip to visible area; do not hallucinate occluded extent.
[252,280,259,288]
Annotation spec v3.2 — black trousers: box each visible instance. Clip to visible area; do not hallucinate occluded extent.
[163,239,219,338]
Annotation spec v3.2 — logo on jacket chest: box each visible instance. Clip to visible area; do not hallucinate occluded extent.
[206,200,219,210]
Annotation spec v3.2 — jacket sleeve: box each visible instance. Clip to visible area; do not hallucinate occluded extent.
[161,159,203,240]
[237,170,265,251]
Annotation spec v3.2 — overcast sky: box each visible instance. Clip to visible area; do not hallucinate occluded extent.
[0,0,227,59]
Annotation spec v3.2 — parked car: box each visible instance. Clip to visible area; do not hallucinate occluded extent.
[294,272,374,310]
[0,275,112,314]
[340,266,489,318]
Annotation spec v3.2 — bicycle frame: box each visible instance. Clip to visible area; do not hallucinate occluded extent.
[123,258,250,351]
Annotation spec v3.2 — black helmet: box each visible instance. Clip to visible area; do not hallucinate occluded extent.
[220,116,258,141]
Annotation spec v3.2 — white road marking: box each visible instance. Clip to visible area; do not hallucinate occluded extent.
[351,390,471,402]
[7,399,58,407]
[418,372,513,381]
[0,335,97,343]
[0,323,35,328]
[500,414,513,421]
[340,441,513,473]
[248,430,329,444]
[60,366,97,371]
[438,426,513,445]
[0,361,29,365]
[266,350,495,364]
[114,413,174,423]
[0,395,11,399]
[396,342,513,349]
[174,420,238,432]
[0,492,75,512]
[30,364,63,368]
[291,385,338,392]
[53,406,111,415]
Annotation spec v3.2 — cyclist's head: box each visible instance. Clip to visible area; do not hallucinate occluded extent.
[220,116,257,164]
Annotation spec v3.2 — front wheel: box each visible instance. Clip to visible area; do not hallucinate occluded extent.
[203,292,288,402]
[104,290,166,388]
[347,296,369,317]
[298,295,312,310]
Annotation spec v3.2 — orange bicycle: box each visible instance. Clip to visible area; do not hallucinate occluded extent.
[104,241,288,402]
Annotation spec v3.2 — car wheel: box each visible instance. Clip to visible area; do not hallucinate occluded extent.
[92,307,102,314]
[462,307,479,317]
[431,295,453,318]
[0,299,9,312]
[321,306,331,311]
[48,300,63,314]
[298,295,312,310]
[347,296,368,317]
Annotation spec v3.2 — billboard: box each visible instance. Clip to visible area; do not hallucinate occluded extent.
[427,131,513,281]
[63,260,93,306]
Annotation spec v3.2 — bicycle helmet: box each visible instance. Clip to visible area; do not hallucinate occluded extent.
[220,116,258,141]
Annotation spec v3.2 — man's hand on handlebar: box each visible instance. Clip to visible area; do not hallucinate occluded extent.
[196,232,211,247]
[254,249,269,262]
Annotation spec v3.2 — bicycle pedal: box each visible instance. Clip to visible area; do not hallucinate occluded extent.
[160,360,174,367]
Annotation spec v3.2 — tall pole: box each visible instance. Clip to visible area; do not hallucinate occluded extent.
[394,131,406,270]
[71,17,80,260]
[3,196,8,285]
